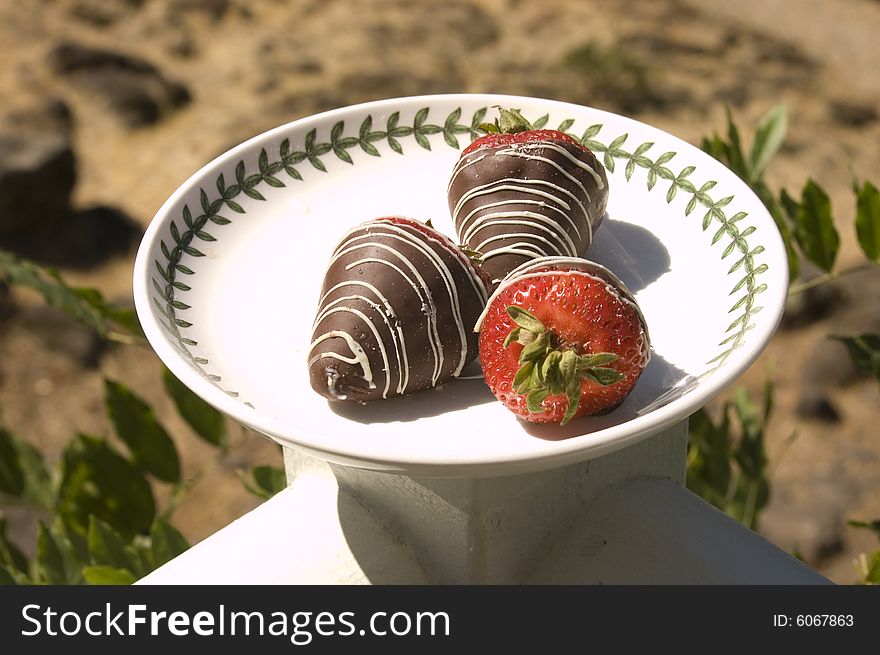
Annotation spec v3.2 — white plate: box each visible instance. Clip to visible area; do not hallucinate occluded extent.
[133,94,788,477]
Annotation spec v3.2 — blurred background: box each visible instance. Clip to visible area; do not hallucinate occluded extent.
[1,0,878,583]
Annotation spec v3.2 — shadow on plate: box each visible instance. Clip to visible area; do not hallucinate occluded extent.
[329,362,495,424]
[523,350,694,442]
[589,213,671,293]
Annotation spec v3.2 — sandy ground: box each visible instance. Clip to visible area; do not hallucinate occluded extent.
[1,0,879,582]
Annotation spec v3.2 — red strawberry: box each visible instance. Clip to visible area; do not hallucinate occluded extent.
[461,126,585,157]
[477,257,650,424]
[449,108,609,286]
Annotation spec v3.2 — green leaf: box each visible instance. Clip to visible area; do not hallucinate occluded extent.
[88,516,134,570]
[162,368,227,448]
[444,108,462,141]
[559,350,577,384]
[752,183,799,280]
[241,466,287,501]
[866,551,880,584]
[855,181,880,262]
[526,388,549,414]
[126,540,153,579]
[104,379,181,483]
[0,428,24,496]
[732,387,767,479]
[513,361,535,392]
[584,367,625,386]
[560,379,580,425]
[506,306,545,334]
[470,107,487,131]
[793,179,838,272]
[83,566,136,585]
[495,108,533,134]
[520,332,549,363]
[724,107,749,179]
[530,358,543,387]
[779,187,799,221]
[0,564,29,585]
[0,514,28,574]
[150,516,190,568]
[36,522,67,584]
[848,519,880,539]
[542,351,564,393]
[831,334,880,381]
[57,435,156,540]
[414,132,431,151]
[686,406,732,509]
[748,105,787,183]
[51,517,87,582]
[6,435,53,510]
[330,121,344,144]
[241,185,266,201]
[0,250,106,335]
[503,327,521,349]
[578,352,619,368]
[700,135,726,163]
[581,124,601,140]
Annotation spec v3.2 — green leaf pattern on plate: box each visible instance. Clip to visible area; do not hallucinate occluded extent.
[152,107,770,402]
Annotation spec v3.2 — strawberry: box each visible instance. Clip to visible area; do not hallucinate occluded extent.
[476,257,650,424]
[448,107,609,286]
[309,216,489,403]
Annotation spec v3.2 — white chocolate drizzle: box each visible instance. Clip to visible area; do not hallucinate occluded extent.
[449,139,607,282]
[308,219,486,400]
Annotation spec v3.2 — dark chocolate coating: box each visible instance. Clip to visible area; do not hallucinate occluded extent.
[448,139,609,284]
[308,218,488,403]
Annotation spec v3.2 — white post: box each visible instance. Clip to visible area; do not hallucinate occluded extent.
[140,419,827,584]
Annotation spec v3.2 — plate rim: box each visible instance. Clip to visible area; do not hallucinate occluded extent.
[133,93,789,476]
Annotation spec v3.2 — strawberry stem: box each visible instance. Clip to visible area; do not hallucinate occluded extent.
[496,107,534,134]
[503,306,625,425]
[476,107,535,136]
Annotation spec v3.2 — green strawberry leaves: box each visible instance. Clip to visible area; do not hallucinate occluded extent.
[508,306,546,334]
[476,107,536,136]
[503,306,624,425]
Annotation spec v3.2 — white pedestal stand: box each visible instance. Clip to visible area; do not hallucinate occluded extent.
[141,419,827,584]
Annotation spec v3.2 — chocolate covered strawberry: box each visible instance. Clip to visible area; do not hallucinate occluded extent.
[476,257,649,424]
[309,216,489,403]
[448,108,609,286]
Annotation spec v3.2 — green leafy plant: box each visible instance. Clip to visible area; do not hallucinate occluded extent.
[701,106,880,390]
[0,250,142,343]
[686,381,778,530]
[0,369,222,584]
[0,249,286,584]
[692,106,880,574]
[701,104,880,290]
[239,466,287,501]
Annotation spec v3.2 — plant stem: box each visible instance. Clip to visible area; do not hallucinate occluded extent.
[788,263,876,296]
